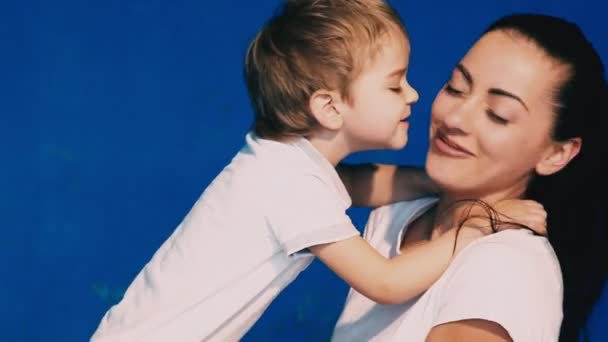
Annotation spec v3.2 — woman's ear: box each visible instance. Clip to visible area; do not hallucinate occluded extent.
[535,137,582,176]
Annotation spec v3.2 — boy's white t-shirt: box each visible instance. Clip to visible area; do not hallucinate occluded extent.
[91,133,359,341]
[332,198,563,342]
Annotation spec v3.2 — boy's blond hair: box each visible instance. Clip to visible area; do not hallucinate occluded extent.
[245,0,407,139]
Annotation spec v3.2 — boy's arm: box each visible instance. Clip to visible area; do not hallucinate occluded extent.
[309,200,547,305]
[309,227,471,305]
[337,163,438,208]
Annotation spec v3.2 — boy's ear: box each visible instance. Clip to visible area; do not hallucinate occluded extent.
[309,89,344,131]
[535,137,582,176]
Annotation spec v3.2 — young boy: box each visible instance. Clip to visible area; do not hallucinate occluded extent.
[91,1,545,341]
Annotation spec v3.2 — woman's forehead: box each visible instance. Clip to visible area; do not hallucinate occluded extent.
[460,31,568,107]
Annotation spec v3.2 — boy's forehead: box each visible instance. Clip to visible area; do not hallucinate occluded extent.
[364,32,410,73]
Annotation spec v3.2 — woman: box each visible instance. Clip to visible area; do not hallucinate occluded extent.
[334,14,608,341]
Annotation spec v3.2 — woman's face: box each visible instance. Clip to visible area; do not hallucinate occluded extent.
[426,30,570,201]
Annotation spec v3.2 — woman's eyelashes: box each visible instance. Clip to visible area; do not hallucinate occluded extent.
[486,109,509,125]
[444,83,466,96]
[444,82,510,125]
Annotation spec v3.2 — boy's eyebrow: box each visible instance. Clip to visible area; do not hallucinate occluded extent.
[457,63,529,111]
[386,67,407,79]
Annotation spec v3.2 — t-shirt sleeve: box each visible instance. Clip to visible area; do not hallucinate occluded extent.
[362,199,432,241]
[268,173,360,256]
[361,204,393,240]
[431,238,563,342]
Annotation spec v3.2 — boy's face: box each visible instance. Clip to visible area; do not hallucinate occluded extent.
[339,32,418,151]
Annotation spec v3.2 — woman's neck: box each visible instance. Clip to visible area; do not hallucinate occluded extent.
[429,185,528,239]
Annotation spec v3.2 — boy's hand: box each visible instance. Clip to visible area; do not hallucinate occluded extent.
[494,199,547,236]
[463,199,547,236]
[450,199,547,256]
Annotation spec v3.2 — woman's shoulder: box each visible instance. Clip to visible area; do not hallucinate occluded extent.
[455,230,561,279]
[429,230,564,340]
[441,229,563,308]
[469,230,559,268]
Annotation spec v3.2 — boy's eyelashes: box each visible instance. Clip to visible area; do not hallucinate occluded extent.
[389,86,403,93]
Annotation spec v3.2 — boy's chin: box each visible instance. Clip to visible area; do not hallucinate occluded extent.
[387,136,408,150]
[358,135,408,151]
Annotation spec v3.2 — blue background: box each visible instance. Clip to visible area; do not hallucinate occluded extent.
[3,0,607,340]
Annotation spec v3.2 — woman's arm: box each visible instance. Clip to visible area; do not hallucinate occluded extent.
[337,163,439,207]
[426,320,512,342]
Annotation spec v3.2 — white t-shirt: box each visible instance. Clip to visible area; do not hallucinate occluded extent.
[91,133,359,342]
[333,198,563,342]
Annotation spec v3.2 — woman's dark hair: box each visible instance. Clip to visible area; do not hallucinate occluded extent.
[483,14,608,341]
